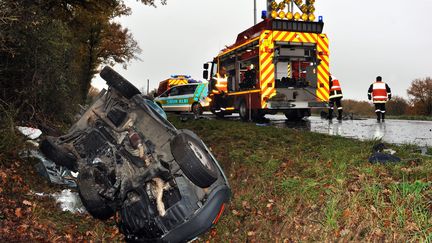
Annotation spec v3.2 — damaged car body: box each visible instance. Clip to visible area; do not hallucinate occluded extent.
[40,66,231,242]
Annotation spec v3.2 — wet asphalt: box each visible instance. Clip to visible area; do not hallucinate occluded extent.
[194,113,432,146]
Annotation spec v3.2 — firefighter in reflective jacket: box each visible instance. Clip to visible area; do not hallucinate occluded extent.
[368,76,392,122]
[328,75,343,120]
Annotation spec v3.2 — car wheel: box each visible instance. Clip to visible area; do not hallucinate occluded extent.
[192,103,203,116]
[171,132,218,188]
[39,137,78,171]
[77,165,115,220]
[100,66,141,99]
[239,100,249,121]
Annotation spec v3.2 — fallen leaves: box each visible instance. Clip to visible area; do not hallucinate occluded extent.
[15,208,23,218]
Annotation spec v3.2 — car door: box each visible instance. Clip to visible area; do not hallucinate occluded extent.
[158,85,198,112]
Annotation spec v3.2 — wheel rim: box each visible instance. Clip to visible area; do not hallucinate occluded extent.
[188,141,212,170]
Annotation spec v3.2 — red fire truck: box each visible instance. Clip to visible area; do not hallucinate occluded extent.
[203,0,330,121]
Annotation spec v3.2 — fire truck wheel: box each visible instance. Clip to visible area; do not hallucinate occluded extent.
[40,137,78,171]
[100,66,141,99]
[284,109,310,121]
[239,100,249,121]
[78,165,116,220]
[192,103,203,116]
[171,132,218,188]
[211,109,229,118]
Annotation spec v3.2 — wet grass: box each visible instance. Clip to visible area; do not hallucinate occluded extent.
[170,116,432,242]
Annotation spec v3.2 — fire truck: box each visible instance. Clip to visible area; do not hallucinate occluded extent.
[203,0,330,121]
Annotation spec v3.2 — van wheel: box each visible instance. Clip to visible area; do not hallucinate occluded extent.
[40,137,78,171]
[171,132,218,188]
[192,103,203,116]
[78,165,116,220]
[100,66,141,99]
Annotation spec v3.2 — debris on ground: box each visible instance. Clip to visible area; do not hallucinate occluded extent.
[418,146,432,157]
[51,189,86,214]
[369,143,401,164]
[16,126,42,139]
[19,149,77,187]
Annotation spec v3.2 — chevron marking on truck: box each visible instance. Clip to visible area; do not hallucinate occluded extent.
[259,31,276,108]
[277,31,329,101]
[316,34,330,101]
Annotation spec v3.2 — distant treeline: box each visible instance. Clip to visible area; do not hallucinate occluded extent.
[0,0,164,124]
[343,77,432,117]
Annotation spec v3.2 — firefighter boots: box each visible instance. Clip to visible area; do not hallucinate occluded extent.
[337,110,343,121]
[381,113,385,122]
[327,109,333,120]
[376,112,381,122]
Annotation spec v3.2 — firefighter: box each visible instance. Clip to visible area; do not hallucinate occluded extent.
[328,75,343,120]
[368,76,392,122]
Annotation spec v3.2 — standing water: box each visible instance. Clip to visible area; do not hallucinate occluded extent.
[268,115,432,146]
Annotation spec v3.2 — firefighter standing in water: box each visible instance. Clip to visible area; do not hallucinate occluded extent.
[328,75,343,120]
[368,76,392,122]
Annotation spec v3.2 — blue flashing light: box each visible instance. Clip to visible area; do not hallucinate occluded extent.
[318,16,323,22]
[261,10,267,19]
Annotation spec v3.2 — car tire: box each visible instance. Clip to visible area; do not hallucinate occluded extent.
[77,165,115,220]
[171,132,218,188]
[39,137,78,171]
[192,103,203,116]
[100,66,141,99]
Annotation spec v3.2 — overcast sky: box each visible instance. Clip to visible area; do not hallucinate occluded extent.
[92,0,432,101]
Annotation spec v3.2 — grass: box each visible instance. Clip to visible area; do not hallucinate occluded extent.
[170,116,432,242]
[1,110,430,242]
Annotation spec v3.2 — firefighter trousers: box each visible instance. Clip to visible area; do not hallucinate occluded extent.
[328,97,343,120]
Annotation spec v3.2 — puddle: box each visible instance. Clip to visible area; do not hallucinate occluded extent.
[267,115,432,146]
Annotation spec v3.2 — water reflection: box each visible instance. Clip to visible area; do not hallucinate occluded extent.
[266,115,432,146]
[327,120,343,136]
[373,122,386,140]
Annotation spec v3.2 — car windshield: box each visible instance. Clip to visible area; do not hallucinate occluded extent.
[143,98,167,119]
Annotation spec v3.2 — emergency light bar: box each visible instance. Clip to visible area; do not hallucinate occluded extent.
[272,19,324,33]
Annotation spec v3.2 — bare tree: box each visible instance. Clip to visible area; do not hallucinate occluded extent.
[407,77,432,115]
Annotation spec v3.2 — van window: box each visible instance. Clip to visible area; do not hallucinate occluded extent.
[175,85,197,96]
[168,87,179,96]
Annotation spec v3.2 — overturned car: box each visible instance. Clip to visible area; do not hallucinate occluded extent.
[40,66,231,242]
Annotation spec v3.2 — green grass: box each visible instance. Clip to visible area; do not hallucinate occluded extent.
[170,116,432,242]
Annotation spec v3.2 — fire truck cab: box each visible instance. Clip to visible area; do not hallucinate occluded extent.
[203,6,330,121]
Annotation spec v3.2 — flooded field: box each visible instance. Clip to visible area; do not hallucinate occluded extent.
[267,115,432,146]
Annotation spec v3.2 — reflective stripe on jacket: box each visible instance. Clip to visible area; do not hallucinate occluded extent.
[329,78,343,99]
[372,82,388,102]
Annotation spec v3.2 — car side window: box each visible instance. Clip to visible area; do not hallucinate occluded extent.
[169,87,179,96]
[183,85,197,95]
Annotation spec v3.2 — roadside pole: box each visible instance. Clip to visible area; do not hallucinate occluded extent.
[147,79,149,95]
[254,0,257,25]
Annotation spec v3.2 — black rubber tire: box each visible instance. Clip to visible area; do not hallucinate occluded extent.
[192,103,203,116]
[211,109,229,118]
[100,66,141,99]
[171,132,218,188]
[239,100,249,121]
[39,137,78,171]
[284,109,311,121]
[77,166,115,220]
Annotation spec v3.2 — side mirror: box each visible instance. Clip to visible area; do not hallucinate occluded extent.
[203,70,209,80]
[203,63,209,70]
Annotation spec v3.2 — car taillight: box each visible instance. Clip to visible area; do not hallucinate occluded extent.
[212,203,225,225]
